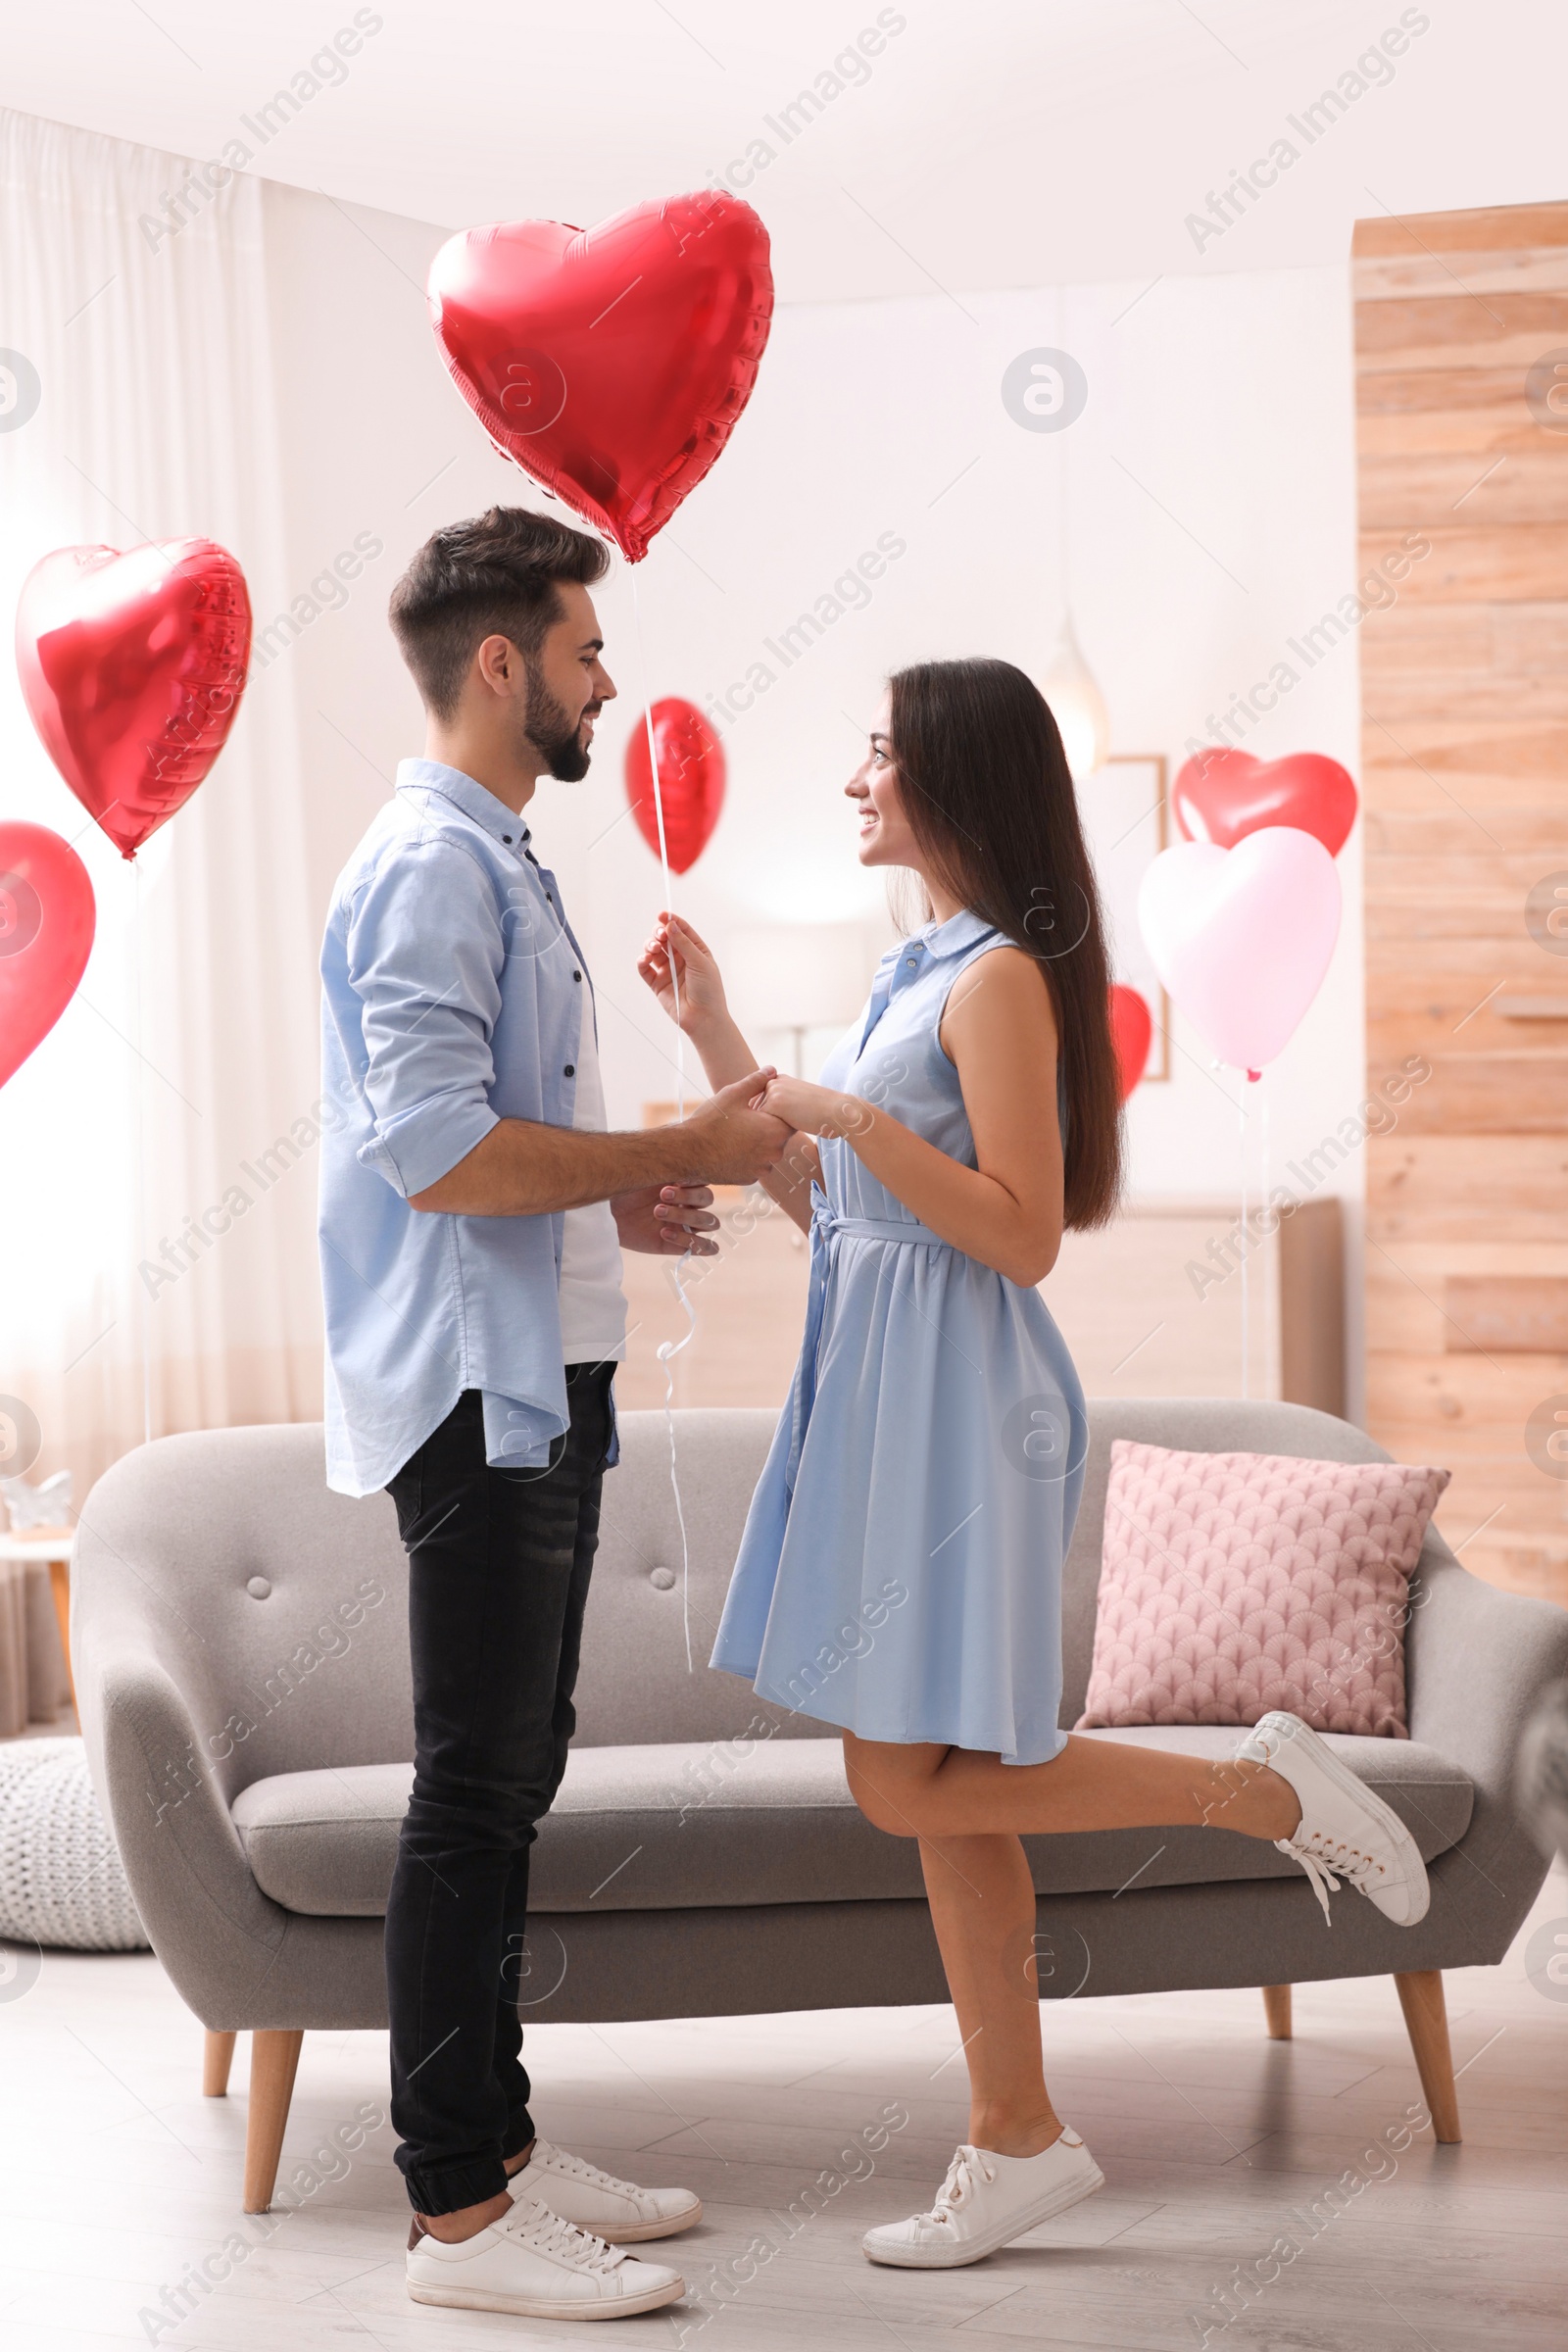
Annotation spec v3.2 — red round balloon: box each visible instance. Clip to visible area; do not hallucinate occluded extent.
[0,822,96,1092]
[16,539,252,860]
[1173,747,1357,858]
[625,700,726,874]
[1109,982,1153,1101]
[427,192,773,563]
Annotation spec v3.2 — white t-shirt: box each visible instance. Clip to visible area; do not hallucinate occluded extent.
[558,977,628,1365]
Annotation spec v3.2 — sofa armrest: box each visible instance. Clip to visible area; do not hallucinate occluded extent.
[85,1646,294,2027]
[1406,1530,1568,1931]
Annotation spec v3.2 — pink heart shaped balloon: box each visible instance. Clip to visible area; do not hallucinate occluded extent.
[1136,826,1341,1076]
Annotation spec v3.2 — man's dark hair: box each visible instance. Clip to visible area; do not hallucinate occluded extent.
[388,506,610,719]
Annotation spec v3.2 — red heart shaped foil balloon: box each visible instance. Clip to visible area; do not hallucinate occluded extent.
[0,822,96,1092]
[1108,982,1153,1101]
[1172,747,1357,858]
[625,700,726,873]
[427,193,773,563]
[16,540,252,859]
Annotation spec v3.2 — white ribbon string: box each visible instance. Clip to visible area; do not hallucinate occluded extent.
[1260,1081,1273,1400]
[628,563,695,1672]
[1239,1077,1249,1401]
[133,857,151,1447]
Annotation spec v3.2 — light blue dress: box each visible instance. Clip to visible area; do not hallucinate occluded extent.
[710,907,1088,1766]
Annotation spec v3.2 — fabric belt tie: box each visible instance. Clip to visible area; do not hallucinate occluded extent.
[783,1190,953,1497]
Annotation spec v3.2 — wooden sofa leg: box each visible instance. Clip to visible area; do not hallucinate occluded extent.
[1394,1970,1461,2144]
[1261,1984,1293,2039]
[203,2030,237,2097]
[244,2030,305,2213]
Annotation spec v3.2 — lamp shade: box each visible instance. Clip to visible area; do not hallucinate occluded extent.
[726,922,871,1034]
[1043,617,1110,785]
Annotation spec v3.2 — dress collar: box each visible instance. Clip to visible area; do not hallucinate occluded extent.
[397,759,532,851]
[912,906,997,960]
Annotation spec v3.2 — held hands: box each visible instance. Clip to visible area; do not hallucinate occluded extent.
[637,912,728,1039]
[757,1074,869,1139]
[683,1069,794,1184]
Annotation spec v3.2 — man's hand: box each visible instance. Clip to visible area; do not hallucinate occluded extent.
[406,1068,792,1220]
[612,1182,720,1257]
[680,1069,793,1185]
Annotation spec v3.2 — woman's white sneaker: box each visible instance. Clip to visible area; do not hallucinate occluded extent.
[407,2190,686,2319]
[518,2136,702,2240]
[862,2130,1104,2269]
[1236,1710,1430,1926]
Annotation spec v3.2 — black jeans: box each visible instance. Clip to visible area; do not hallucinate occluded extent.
[384,1369,615,2216]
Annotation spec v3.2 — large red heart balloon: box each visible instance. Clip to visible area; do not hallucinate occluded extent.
[625,700,726,873]
[16,540,252,859]
[1109,982,1153,1101]
[1173,747,1357,858]
[0,822,96,1092]
[427,193,773,563]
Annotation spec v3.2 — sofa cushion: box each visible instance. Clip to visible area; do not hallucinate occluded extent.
[230,1726,1473,1918]
[1079,1442,1450,1739]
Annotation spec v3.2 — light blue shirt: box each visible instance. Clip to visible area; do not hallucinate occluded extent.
[318,759,612,1496]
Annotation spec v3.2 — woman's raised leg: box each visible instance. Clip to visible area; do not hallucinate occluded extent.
[844,1729,1301,1844]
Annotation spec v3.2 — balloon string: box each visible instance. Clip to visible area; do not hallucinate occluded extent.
[133,857,150,1447]
[1260,1083,1273,1399]
[629,570,684,1120]
[1238,1077,1249,1403]
[628,563,696,1673]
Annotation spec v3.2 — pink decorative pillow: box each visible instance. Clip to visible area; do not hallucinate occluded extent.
[1076,1442,1450,1739]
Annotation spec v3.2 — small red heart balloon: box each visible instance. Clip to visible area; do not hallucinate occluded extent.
[16,539,252,860]
[0,822,96,1092]
[1109,982,1153,1101]
[427,192,773,563]
[625,700,726,874]
[1172,747,1357,858]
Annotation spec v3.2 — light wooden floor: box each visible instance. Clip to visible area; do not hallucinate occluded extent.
[1,1867,1565,2350]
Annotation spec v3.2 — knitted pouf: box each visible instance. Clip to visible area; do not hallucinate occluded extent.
[0,1738,149,1950]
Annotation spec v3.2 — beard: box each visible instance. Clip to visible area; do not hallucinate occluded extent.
[524,656,596,783]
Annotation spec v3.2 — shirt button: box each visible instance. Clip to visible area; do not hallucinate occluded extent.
[502,834,513,844]
[564,1063,575,1077]
[573,970,582,982]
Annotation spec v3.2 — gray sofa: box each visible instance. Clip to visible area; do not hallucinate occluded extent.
[74,1399,1568,2211]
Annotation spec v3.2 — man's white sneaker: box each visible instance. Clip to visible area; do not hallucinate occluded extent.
[1236,1709,1430,1926]
[406,2190,685,2319]
[515,2136,702,2240]
[861,2129,1104,2269]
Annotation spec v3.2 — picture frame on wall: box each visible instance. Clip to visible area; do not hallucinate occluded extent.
[1077,753,1170,1083]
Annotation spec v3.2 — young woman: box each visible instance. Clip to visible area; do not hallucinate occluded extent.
[638,657,1429,2270]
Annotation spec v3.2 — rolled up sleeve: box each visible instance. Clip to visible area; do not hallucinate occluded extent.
[346,841,505,1200]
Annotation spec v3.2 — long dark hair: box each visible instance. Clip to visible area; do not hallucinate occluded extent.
[886,657,1123,1230]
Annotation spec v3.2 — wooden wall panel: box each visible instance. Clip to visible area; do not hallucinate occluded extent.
[1355,201,1568,1603]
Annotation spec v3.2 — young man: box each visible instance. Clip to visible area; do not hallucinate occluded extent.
[318,507,789,2321]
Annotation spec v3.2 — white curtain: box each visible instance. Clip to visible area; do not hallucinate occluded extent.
[0,110,323,1513]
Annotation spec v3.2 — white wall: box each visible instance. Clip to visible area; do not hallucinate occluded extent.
[259,187,1371,1413]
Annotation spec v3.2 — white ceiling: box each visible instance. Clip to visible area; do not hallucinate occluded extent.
[3,0,1562,298]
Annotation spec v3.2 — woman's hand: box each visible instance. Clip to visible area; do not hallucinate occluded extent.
[637,912,729,1041]
[758,1075,868,1140]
